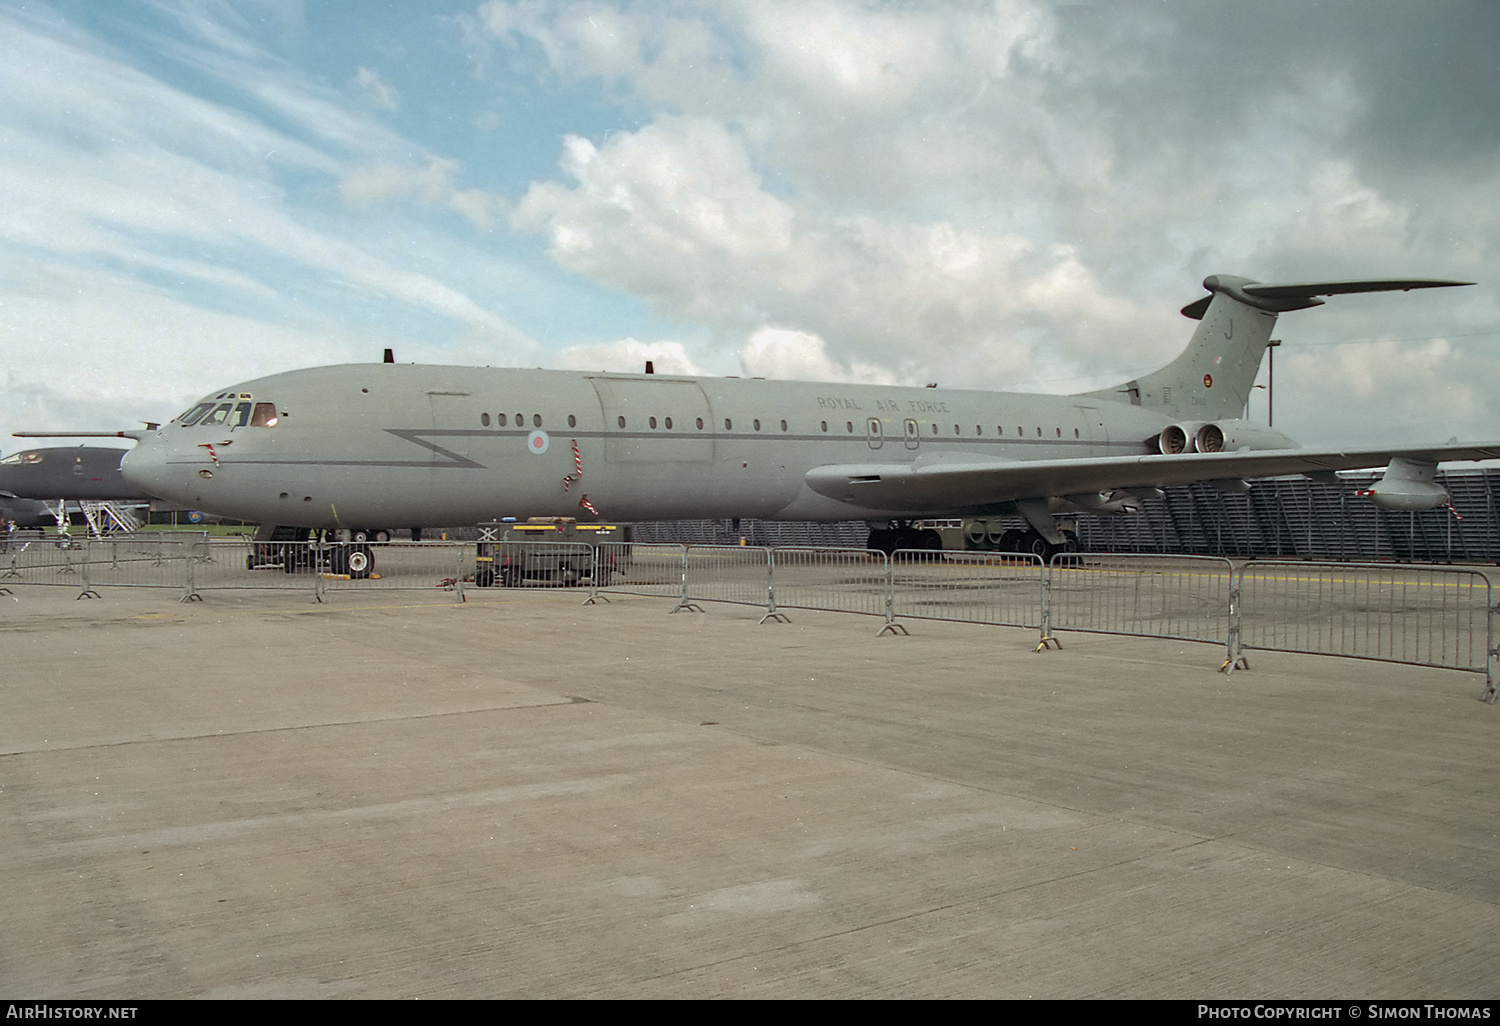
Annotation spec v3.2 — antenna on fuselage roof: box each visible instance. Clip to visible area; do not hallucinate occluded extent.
[383,349,394,364]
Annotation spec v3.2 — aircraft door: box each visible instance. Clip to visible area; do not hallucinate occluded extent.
[590,378,713,462]
[866,417,883,450]
[1075,405,1108,452]
[903,418,920,450]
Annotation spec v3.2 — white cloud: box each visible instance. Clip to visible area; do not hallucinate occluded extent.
[341,157,507,231]
[353,66,400,112]
[512,116,1163,392]
[555,338,706,376]
[739,327,897,384]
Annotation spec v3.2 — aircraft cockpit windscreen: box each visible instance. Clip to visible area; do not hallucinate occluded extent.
[0,452,42,465]
[175,398,279,428]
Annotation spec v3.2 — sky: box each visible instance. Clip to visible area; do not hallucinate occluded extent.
[3,0,1498,453]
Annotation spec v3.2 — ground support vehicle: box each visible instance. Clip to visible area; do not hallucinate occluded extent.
[473,520,628,588]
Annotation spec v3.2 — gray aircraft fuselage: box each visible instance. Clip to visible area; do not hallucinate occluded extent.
[116,275,1491,540]
[119,365,1173,529]
[0,446,148,501]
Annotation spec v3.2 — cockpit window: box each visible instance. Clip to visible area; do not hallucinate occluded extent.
[0,453,24,465]
[230,402,253,428]
[199,403,233,427]
[250,403,278,427]
[177,402,216,427]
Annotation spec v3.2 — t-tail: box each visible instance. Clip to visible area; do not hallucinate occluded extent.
[1084,274,1472,451]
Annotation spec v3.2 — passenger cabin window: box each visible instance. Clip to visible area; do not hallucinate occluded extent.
[649,417,658,429]
[568,415,577,428]
[533,414,542,427]
[497,413,508,426]
[665,417,673,429]
[725,418,732,430]
[780,420,787,432]
[618,416,627,429]
[753,419,761,431]
[481,413,491,427]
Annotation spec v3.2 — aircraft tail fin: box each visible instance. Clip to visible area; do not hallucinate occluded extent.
[1085,275,1472,421]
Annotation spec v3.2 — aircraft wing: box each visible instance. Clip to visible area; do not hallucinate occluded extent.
[803,443,1500,513]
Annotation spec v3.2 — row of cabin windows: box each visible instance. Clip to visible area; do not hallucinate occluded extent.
[480,413,573,428]
[474,412,1081,439]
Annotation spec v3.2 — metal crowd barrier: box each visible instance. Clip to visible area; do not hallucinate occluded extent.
[318,541,473,599]
[890,549,1044,630]
[596,543,687,601]
[2,538,90,592]
[1234,561,1493,696]
[768,546,893,625]
[190,536,320,595]
[3,536,1495,702]
[682,545,775,615]
[1044,554,1237,660]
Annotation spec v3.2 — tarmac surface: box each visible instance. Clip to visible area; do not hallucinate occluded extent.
[1,582,1496,999]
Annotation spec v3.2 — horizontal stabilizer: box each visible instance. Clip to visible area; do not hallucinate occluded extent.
[1180,277,1472,320]
[1242,279,1474,300]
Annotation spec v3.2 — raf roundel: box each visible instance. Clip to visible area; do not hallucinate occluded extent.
[526,429,550,455]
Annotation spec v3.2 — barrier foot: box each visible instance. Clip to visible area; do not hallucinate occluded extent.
[76,588,100,600]
[581,594,611,605]
[0,586,11,595]
[758,611,791,624]
[1481,680,1497,704]
[1220,655,1249,674]
[180,591,203,603]
[669,601,704,614]
[877,621,909,637]
[1035,634,1061,651]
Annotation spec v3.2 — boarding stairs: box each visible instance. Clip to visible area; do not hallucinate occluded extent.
[43,500,144,537]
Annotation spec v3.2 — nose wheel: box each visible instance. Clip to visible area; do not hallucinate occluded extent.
[330,543,374,579]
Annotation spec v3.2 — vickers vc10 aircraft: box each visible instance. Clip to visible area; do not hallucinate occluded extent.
[112,274,1499,577]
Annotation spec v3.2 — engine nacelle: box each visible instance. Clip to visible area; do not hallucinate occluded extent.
[1362,457,1449,511]
[1157,422,1206,454]
[1194,419,1299,453]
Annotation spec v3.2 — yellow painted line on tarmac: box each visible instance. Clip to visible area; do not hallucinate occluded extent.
[127,591,604,619]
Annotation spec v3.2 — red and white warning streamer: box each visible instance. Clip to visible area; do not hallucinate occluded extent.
[563,439,583,492]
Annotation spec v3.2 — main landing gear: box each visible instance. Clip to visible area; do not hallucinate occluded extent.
[865,522,943,556]
[998,528,1079,561]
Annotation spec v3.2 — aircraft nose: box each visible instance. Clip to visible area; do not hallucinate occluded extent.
[120,439,171,499]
